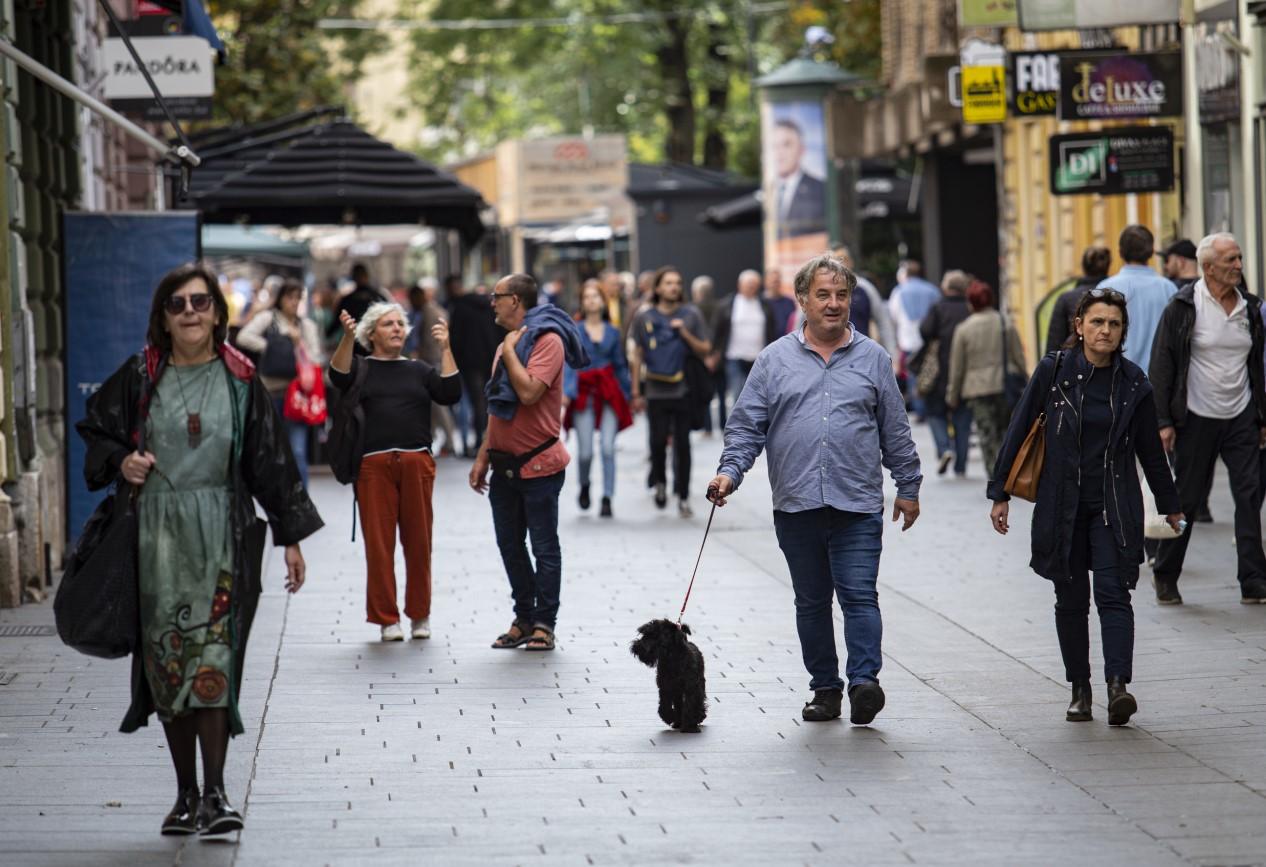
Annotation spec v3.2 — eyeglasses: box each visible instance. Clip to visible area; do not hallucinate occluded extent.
[491,292,514,300]
[164,293,214,315]
[1087,288,1124,302]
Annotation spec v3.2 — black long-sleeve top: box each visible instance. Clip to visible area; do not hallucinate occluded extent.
[330,357,461,454]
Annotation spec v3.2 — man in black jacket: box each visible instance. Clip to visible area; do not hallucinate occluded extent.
[1045,246,1111,353]
[1149,233,1266,605]
[447,276,505,455]
[327,263,390,355]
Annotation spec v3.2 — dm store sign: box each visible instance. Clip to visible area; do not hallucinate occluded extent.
[1057,51,1182,121]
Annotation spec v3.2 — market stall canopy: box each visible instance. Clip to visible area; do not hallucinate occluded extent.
[178,110,486,244]
[201,224,308,260]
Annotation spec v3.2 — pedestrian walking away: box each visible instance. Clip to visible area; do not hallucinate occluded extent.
[946,279,1026,479]
[710,269,781,417]
[710,252,922,727]
[630,266,713,517]
[76,262,323,837]
[233,278,325,488]
[1045,245,1111,354]
[471,273,589,652]
[990,288,1182,726]
[690,275,725,433]
[917,269,973,477]
[564,280,633,518]
[888,259,942,419]
[1096,225,1176,369]
[1148,232,1266,605]
[329,301,460,642]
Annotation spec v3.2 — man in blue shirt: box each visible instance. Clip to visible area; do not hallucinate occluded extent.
[1097,224,1176,368]
[708,253,923,726]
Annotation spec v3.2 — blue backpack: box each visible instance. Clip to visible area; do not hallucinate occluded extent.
[640,309,687,383]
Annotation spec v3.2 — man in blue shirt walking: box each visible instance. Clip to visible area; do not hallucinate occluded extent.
[708,253,923,726]
[1097,224,1176,369]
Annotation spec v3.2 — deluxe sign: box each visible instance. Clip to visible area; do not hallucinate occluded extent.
[103,36,214,99]
[1057,51,1182,120]
[1049,127,1174,196]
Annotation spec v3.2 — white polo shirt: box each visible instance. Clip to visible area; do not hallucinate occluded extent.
[1187,278,1252,420]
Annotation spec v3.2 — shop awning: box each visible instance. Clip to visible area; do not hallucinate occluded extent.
[179,112,486,244]
[201,224,309,260]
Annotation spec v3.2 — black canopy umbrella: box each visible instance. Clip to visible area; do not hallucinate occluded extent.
[178,110,486,244]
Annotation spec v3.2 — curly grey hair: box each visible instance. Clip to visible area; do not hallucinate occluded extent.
[793,253,856,301]
[355,301,412,351]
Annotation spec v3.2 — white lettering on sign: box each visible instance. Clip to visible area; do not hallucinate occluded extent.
[103,37,215,100]
[1016,53,1060,93]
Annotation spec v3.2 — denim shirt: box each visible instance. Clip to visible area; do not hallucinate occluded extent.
[563,322,632,400]
[1097,265,1176,369]
[718,325,922,514]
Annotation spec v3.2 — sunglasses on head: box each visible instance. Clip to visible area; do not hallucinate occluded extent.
[1087,288,1124,302]
[164,293,214,315]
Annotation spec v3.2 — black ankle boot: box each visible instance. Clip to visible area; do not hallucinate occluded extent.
[1066,680,1092,722]
[198,785,244,835]
[1106,677,1137,726]
[599,496,612,518]
[160,786,200,835]
[578,485,591,510]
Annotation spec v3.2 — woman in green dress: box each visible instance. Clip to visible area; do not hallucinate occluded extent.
[77,263,323,836]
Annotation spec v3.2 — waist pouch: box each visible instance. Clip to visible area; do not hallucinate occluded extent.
[488,437,558,481]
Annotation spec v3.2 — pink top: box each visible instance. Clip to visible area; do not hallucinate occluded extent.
[487,333,570,479]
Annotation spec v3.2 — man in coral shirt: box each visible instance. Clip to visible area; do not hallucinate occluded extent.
[470,273,578,652]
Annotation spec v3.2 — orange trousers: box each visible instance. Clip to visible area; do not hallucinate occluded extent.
[356,451,435,625]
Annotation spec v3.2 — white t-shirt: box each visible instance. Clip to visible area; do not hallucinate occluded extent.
[727,295,767,361]
[1187,279,1252,420]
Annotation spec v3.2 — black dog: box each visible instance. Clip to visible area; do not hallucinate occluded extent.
[630,619,707,733]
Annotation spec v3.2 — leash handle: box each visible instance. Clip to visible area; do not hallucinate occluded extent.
[677,495,718,626]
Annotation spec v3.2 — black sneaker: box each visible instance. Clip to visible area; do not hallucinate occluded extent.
[578,484,591,511]
[801,688,843,722]
[848,682,886,725]
[1153,576,1182,605]
[599,497,613,518]
[654,483,667,509]
[1241,578,1266,604]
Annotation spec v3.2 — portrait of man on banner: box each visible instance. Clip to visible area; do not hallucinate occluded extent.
[763,100,830,285]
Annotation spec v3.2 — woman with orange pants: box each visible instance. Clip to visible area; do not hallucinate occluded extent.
[329,302,461,641]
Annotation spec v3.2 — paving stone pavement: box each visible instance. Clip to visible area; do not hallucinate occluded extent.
[3,418,1265,866]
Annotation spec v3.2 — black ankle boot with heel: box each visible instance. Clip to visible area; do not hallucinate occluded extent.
[1106,677,1137,726]
[1066,680,1092,722]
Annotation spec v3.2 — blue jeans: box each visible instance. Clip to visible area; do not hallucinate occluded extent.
[488,470,565,629]
[927,403,973,474]
[773,508,884,691]
[572,405,618,499]
[726,359,755,407]
[272,395,310,489]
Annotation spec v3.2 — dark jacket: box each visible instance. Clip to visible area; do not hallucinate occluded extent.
[448,293,504,376]
[916,294,971,408]
[988,347,1181,584]
[329,285,391,354]
[76,345,324,735]
[710,294,781,361]
[1044,276,1099,354]
[1148,283,1266,430]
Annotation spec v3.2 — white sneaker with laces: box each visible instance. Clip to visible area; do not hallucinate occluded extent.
[380,623,405,642]
[410,618,431,639]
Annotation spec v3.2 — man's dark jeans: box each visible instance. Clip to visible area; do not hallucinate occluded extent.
[772,508,884,692]
[1056,504,1134,683]
[647,396,693,500]
[1155,407,1266,587]
[488,470,565,629]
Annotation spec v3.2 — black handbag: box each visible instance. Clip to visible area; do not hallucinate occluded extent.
[1000,311,1027,409]
[259,317,297,379]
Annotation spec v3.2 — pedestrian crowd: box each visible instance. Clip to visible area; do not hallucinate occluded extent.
[68,229,1266,837]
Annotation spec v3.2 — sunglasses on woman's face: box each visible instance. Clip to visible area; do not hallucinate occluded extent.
[164,293,214,315]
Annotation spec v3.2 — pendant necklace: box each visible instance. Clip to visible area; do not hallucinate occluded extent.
[173,362,214,449]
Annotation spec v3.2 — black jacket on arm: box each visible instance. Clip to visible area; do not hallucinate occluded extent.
[1148,283,1266,430]
[988,347,1181,585]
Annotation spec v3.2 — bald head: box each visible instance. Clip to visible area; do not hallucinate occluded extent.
[737,270,761,297]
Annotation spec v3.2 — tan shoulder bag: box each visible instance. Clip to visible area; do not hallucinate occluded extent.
[1002,351,1062,502]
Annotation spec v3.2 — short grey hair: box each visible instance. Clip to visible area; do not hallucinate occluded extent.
[691,275,714,299]
[942,269,971,295]
[355,301,411,350]
[738,269,761,285]
[1197,232,1238,270]
[793,253,856,301]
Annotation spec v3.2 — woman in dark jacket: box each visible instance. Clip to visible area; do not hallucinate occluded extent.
[77,263,323,836]
[918,270,973,476]
[988,289,1182,727]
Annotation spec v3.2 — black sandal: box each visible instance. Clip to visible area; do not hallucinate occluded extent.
[491,620,532,649]
[524,626,555,651]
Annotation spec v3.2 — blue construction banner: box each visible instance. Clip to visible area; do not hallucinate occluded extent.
[63,212,200,543]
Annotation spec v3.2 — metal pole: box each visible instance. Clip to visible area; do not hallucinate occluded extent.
[0,38,198,167]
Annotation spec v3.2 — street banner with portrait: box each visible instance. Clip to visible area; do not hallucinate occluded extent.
[762,99,830,288]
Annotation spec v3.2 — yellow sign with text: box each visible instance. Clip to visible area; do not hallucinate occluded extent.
[962,65,1007,124]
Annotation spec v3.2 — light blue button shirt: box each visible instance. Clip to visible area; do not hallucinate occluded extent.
[717,326,922,514]
[1097,265,1177,369]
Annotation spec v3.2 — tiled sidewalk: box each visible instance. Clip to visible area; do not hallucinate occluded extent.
[2,420,1263,866]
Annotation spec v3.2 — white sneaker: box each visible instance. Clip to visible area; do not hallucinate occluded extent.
[678,498,693,518]
[380,623,405,642]
[410,618,431,640]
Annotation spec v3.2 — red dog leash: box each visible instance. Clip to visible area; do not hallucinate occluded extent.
[676,492,719,627]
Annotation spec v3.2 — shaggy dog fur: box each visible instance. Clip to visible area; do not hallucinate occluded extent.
[630,619,707,733]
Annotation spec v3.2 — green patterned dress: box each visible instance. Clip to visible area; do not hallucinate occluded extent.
[137,360,236,720]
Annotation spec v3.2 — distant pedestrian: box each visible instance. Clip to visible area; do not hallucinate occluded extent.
[448,274,504,456]
[1045,245,1111,353]
[564,280,632,518]
[764,268,797,335]
[990,288,1181,726]
[946,280,1026,479]
[1096,225,1176,369]
[710,252,922,726]
[1159,238,1199,290]
[329,302,460,642]
[888,260,942,418]
[690,275,724,432]
[599,269,628,333]
[77,262,322,836]
[1149,233,1266,605]
[835,245,896,355]
[471,274,589,652]
[407,280,459,455]
[327,263,391,354]
[918,270,973,477]
[630,266,713,517]
[711,269,779,412]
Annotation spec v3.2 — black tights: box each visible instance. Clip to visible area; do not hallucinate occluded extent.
[162,708,230,792]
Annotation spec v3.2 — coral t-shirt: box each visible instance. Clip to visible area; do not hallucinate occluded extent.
[487,332,570,479]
